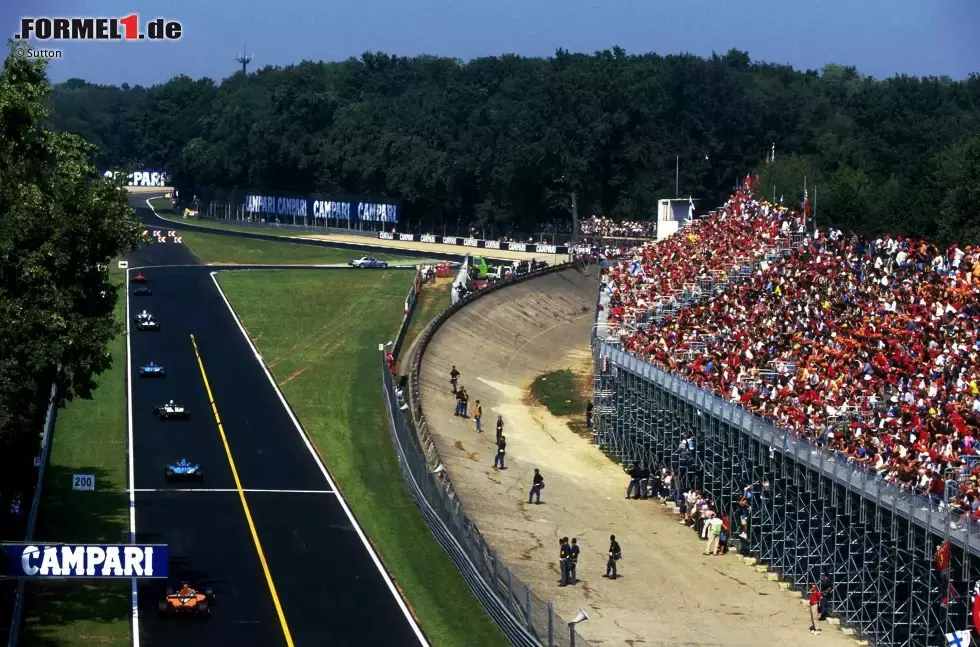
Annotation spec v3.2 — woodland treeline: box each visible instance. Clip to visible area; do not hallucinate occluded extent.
[49,48,980,242]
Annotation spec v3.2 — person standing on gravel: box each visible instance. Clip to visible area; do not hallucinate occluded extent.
[454,387,465,416]
[474,399,483,432]
[605,535,621,579]
[494,435,506,469]
[496,415,504,442]
[808,583,822,634]
[450,365,460,393]
[569,538,580,584]
[528,468,544,504]
[558,538,571,586]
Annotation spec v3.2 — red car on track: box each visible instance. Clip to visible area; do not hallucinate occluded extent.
[132,272,148,282]
[158,584,213,617]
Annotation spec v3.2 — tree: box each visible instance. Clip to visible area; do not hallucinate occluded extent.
[0,41,142,492]
[42,49,980,243]
[930,136,980,245]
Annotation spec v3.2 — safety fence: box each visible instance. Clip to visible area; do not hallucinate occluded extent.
[379,261,594,647]
[5,382,59,647]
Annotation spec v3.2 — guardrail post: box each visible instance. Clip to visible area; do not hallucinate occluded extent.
[491,551,499,594]
[524,584,532,630]
[506,567,514,612]
[548,601,555,646]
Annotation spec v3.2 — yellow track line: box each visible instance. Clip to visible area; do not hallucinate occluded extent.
[190,334,294,647]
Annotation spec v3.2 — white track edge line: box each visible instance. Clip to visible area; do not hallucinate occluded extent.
[209,271,429,646]
[132,488,336,494]
[125,267,140,646]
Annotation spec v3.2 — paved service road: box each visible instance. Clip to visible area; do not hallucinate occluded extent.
[126,195,427,646]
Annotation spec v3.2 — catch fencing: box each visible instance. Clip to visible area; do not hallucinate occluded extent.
[5,382,59,647]
[379,262,594,647]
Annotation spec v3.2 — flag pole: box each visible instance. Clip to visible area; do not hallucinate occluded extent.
[813,184,817,234]
[675,156,679,198]
[803,175,807,229]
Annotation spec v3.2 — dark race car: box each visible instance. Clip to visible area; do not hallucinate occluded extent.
[158,584,214,617]
[152,401,190,419]
[139,362,166,378]
[165,458,202,480]
[132,272,148,283]
[133,286,152,296]
[136,318,161,331]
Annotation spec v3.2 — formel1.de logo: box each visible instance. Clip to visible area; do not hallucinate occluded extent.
[15,15,182,41]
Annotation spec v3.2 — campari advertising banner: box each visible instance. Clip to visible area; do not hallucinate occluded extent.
[101,169,172,187]
[0,543,169,579]
[378,231,569,255]
[243,194,400,224]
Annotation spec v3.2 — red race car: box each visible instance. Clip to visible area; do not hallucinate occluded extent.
[158,583,213,617]
[132,272,148,283]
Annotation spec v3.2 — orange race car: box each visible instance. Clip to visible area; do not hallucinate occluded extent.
[157,583,214,617]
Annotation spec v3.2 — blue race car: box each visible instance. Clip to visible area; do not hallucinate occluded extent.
[165,458,202,481]
[133,286,152,296]
[139,362,166,377]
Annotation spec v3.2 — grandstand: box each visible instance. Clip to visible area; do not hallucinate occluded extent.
[591,185,980,646]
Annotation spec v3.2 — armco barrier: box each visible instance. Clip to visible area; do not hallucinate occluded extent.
[383,260,594,647]
[6,382,58,647]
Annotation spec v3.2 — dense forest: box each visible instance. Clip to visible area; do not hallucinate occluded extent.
[49,48,980,242]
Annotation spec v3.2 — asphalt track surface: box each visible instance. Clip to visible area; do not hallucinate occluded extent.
[126,196,427,646]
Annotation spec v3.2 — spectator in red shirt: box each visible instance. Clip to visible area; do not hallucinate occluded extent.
[808,583,822,634]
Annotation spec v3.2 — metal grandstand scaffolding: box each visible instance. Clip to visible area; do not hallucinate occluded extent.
[590,332,980,647]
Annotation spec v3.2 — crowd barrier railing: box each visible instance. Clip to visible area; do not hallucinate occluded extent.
[380,260,594,647]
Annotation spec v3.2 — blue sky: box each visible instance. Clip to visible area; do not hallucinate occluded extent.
[4,0,978,86]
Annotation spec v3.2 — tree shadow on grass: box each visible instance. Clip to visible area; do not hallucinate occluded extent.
[17,464,131,646]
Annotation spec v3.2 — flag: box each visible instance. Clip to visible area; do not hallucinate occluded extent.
[802,187,810,228]
[946,630,971,647]
[753,175,760,190]
[771,142,775,163]
[936,539,951,571]
[972,581,980,631]
[688,196,695,220]
[765,153,770,165]
[744,174,751,189]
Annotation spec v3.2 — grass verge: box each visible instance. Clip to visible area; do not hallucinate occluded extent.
[529,369,592,437]
[20,264,130,647]
[397,277,453,375]
[216,269,508,647]
[167,228,417,266]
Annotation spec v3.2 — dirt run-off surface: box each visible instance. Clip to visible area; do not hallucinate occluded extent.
[418,266,856,647]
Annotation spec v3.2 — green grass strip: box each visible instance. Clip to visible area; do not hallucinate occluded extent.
[21,264,131,647]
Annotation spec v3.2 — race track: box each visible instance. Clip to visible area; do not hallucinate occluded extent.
[125,196,427,646]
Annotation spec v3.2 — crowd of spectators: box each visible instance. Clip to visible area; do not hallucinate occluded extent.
[581,215,657,239]
[599,187,980,515]
[569,243,630,264]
